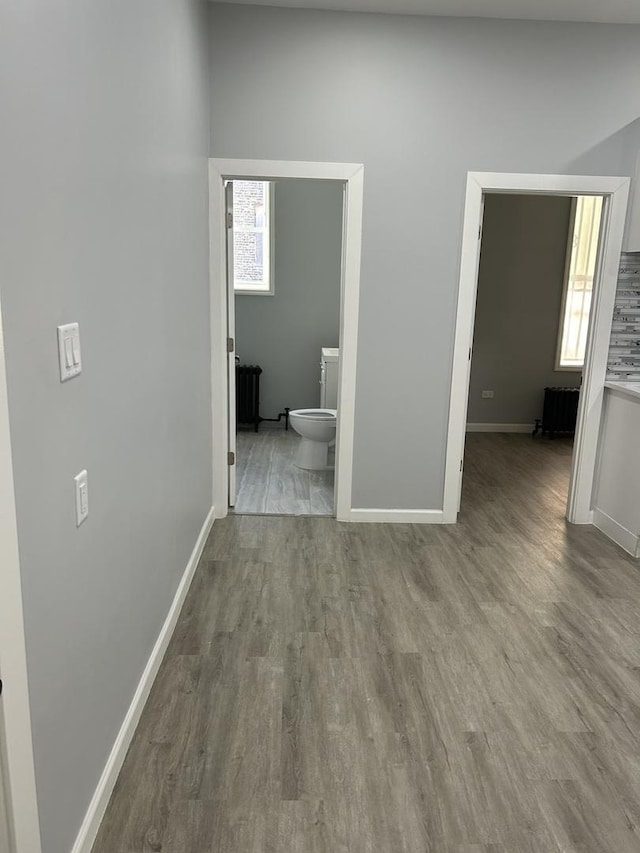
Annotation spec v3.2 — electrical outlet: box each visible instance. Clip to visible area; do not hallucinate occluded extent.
[74,470,88,526]
[481,390,494,399]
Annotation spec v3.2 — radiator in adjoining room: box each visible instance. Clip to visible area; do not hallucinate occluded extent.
[533,387,580,438]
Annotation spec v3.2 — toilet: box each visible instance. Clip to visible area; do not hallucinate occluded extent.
[289,348,338,470]
[289,408,337,470]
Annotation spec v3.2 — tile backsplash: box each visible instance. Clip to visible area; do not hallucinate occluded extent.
[607,252,640,381]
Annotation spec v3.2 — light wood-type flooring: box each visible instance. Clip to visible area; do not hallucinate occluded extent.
[92,434,640,853]
[234,428,334,516]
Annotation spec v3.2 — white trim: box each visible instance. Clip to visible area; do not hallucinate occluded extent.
[567,185,629,523]
[209,159,364,523]
[0,297,42,852]
[593,508,640,558]
[466,423,533,433]
[347,508,449,524]
[70,506,215,853]
[445,172,630,526]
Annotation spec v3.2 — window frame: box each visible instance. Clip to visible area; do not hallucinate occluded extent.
[555,195,603,372]
[232,180,275,297]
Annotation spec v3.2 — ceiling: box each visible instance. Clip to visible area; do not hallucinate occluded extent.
[213,0,640,25]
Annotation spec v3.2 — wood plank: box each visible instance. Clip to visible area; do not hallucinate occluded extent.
[93,435,640,853]
[234,429,334,516]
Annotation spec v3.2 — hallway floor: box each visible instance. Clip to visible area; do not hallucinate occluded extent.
[92,434,640,853]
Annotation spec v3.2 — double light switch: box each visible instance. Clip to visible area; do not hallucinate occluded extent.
[57,322,82,381]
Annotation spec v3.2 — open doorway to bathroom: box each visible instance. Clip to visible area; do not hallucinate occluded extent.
[229,178,343,515]
[209,159,363,523]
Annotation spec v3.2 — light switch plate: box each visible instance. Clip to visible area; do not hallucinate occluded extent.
[57,322,82,381]
[74,470,88,526]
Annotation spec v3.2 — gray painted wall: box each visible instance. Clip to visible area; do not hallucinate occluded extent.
[0,3,211,852]
[210,4,640,509]
[235,180,342,419]
[468,194,580,425]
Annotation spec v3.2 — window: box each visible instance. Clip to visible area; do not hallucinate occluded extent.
[232,180,273,295]
[556,195,603,370]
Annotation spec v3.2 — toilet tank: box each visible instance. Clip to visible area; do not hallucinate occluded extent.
[320,347,339,408]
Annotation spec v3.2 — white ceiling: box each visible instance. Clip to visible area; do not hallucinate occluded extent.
[213,0,640,25]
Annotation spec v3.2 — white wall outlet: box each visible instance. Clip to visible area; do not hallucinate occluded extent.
[74,470,88,526]
[57,322,82,382]
[481,390,494,399]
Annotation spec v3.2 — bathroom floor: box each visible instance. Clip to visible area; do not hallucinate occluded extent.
[233,427,334,515]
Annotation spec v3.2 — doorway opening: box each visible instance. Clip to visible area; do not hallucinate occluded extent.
[462,191,603,521]
[228,177,343,515]
[445,172,629,525]
[209,159,364,523]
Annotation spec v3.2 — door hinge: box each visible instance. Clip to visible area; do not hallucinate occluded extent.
[469,348,472,361]
[228,451,235,466]
[227,337,234,353]
[226,211,233,229]
[460,460,463,472]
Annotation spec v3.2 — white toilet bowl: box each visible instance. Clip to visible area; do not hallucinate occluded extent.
[289,408,337,470]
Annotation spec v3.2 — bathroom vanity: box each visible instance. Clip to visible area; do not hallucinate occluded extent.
[320,347,339,408]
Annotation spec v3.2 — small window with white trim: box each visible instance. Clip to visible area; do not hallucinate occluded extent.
[556,194,604,370]
[232,180,273,295]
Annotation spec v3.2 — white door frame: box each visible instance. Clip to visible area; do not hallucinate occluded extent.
[444,171,630,525]
[0,303,43,852]
[224,182,237,508]
[209,159,364,521]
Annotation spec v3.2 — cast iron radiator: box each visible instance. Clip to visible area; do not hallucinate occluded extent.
[533,387,580,438]
[236,364,262,432]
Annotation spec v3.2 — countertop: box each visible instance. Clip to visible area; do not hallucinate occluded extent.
[604,380,640,401]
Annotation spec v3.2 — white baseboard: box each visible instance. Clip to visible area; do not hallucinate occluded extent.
[466,423,533,433]
[571,509,594,526]
[593,508,640,558]
[347,508,450,524]
[70,505,216,853]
